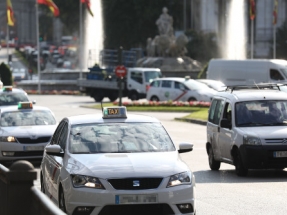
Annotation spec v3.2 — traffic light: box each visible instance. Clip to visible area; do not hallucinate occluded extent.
[39,36,43,41]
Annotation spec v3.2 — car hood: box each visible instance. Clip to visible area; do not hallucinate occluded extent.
[0,125,57,137]
[238,126,287,139]
[66,151,189,178]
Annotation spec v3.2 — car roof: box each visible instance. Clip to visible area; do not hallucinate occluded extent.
[214,89,287,103]
[66,113,160,125]
[0,105,53,113]
[0,87,27,94]
[152,77,195,82]
[128,67,161,71]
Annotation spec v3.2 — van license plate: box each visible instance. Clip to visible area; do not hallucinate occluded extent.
[273,151,287,158]
[115,194,158,204]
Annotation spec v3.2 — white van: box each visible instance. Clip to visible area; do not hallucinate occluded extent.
[207,59,287,86]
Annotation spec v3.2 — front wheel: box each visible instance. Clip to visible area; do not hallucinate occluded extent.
[208,146,221,170]
[129,91,139,101]
[188,97,197,102]
[150,96,159,102]
[234,150,248,176]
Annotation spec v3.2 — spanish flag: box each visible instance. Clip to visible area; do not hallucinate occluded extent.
[38,0,59,17]
[273,0,278,25]
[7,0,15,26]
[81,0,94,17]
[249,0,255,20]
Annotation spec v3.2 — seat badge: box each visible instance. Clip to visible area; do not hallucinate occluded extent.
[133,180,140,187]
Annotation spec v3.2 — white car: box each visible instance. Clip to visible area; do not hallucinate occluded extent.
[0,102,57,165]
[40,106,196,215]
[196,79,226,91]
[0,86,34,106]
[206,84,287,176]
[147,77,216,102]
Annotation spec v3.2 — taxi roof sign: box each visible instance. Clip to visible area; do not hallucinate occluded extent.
[3,86,13,92]
[18,102,33,109]
[102,106,127,119]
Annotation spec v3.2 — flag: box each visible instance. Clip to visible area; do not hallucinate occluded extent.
[7,0,15,26]
[38,0,60,17]
[273,0,278,25]
[249,0,255,20]
[81,0,94,17]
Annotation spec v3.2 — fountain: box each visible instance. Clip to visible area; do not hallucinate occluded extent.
[223,0,247,59]
[84,0,103,69]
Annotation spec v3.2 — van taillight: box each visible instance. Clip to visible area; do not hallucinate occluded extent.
[146,85,150,92]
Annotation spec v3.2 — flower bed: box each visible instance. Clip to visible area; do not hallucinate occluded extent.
[113,101,211,107]
[26,90,81,95]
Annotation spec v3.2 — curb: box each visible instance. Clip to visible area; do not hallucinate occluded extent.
[174,117,207,125]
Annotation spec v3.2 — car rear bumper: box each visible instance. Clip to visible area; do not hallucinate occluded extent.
[239,145,287,169]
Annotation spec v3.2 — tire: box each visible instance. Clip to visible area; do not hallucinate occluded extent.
[40,173,45,194]
[92,91,104,102]
[234,150,248,176]
[59,186,67,212]
[129,91,139,101]
[208,146,221,170]
[188,97,197,102]
[108,94,118,102]
[150,96,159,102]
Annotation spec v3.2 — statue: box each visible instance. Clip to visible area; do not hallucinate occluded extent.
[156,7,174,39]
[137,7,202,72]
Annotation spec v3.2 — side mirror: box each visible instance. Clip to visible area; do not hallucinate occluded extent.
[220,118,232,129]
[45,145,64,157]
[178,142,193,153]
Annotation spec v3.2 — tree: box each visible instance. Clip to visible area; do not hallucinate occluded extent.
[0,63,13,86]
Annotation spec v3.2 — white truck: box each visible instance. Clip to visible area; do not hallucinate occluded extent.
[207,59,287,86]
[77,67,162,102]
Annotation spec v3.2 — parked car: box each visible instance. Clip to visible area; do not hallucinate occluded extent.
[147,77,216,102]
[196,79,226,91]
[206,83,287,176]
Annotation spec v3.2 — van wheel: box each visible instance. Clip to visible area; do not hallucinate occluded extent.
[234,150,248,176]
[188,97,197,102]
[150,96,159,102]
[208,146,221,170]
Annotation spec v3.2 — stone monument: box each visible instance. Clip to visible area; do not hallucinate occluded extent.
[136,7,202,73]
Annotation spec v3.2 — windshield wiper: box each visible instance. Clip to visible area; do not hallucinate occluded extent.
[237,122,265,126]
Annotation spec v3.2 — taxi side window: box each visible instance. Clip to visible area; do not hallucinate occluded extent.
[270,69,284,80]
[150,80,160,87]
[58,122,68,150]
[174,81,186,90]
[50,121,65,145]
[162,80,172,88]
[208,99,224,125]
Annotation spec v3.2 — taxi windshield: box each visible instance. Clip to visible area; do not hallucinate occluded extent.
[0,93,29,106]
[69,122,176,154]
[235,100,287,127]
[0,110,56,127]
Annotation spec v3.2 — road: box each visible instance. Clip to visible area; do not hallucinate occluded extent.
[27,94,287,215]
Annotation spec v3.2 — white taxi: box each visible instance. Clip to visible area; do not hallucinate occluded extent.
[0,86,35,106]
[40,106,196,215]
[0,102,57,165]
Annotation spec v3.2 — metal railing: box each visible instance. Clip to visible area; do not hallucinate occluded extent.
[0,160,66,215]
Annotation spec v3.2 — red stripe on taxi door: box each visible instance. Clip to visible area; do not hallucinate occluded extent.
[173,91,187,101]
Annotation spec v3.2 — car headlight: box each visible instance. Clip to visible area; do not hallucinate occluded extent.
[0,136,17,142]
[243,135,261,145]
[71,175,105,189]
[167,171,192,187]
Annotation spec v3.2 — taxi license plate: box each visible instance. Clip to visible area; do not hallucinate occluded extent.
[23,145,45,151]
[273,151,287,158]
[115,194,158,204]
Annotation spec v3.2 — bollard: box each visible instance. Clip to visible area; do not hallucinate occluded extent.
[6,160,37,215]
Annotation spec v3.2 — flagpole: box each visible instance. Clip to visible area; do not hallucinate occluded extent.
[251,19,254,59]
[79,0,83,79]
[6,24,10,63]
[35,1,41,93]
